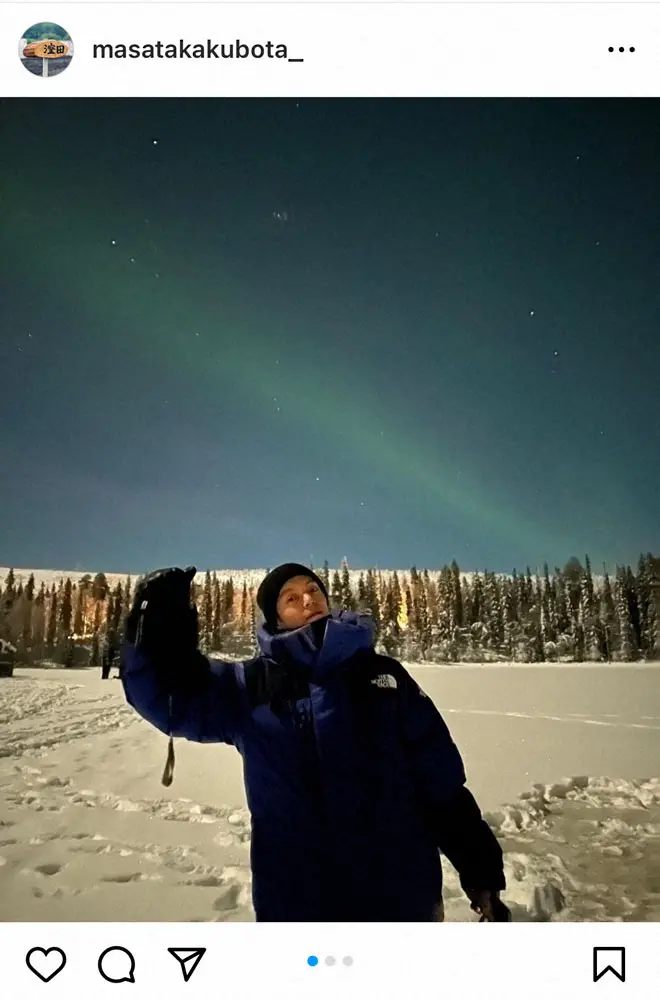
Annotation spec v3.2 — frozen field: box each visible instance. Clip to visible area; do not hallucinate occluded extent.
[1,662,659,923]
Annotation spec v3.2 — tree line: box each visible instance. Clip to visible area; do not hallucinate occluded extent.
[1,553,659,667]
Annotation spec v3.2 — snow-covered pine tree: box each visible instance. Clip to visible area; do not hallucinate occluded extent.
[450,561,464,631]
[122,576,133,616]
[57,578,74,667]
[73,583,85,637]
[415,580,431,657]
[379,581,401,656]
[200,570,213,652]
[58,578,73,645]
[365,568,380,624]
[498,577,515,659]
[92,572,109,602]
[240,582,250,630]
[405,584,415,631]
[46,585,58,653]
[211,572,222,649]
[340,560,355,611]
[31,582,46,661]
[600,567,617,661]
[436,566,452,641]
[319,560,330,593]
[542,563,556,645]
[624,565,642,653]
[389,571,401,625]
[484,571,504,654]
[645,554,660,658]
[422,569,438,630]
[524,566,535,618]
[330,570,343,611]
[223,578,235,625]
[554,569,569,636]
[579,559,600,661]
[1,569,16,642]
[19,573,36,657]
[615,567,634,661]
[635,554,653,658]
[357,573,366,609]
[468,572,482,629]
[90,598,103,665]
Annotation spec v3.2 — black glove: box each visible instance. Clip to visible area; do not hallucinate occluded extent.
[125,566,198,660]
[466,889,512,922]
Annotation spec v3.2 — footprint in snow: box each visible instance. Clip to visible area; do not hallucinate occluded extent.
[100,873,145,883]
[34,862,63,876]
[212,884,241,911]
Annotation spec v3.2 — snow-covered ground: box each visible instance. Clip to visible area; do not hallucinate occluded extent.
[1,662,659,923]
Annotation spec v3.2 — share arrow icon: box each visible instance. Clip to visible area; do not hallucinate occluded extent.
[168,947,207,982]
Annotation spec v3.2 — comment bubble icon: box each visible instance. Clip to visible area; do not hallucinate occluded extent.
[98,946,136,983]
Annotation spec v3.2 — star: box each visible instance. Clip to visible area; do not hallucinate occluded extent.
[315,477,320,482]
[553,350,559,357]
[111,239,116,245]
[152,139,159,145]
[530,310,535,316]
[129,257,135,263]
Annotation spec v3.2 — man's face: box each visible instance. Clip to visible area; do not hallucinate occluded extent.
[276,575,330,631]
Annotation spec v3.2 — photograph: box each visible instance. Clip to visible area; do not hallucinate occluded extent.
[0,97,659,925]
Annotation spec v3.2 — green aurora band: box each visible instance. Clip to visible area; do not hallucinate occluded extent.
[2,164,579,564]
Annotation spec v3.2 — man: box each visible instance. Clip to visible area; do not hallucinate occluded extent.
[121,562,510,922]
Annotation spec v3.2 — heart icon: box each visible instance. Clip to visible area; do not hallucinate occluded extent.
[26,947,67,982]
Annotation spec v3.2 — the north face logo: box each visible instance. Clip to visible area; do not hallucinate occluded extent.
[371,674,397,689]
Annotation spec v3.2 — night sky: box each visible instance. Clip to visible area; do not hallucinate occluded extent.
[1,99,658,576]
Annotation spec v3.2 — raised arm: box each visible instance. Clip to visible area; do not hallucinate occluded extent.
[120,566,243,747]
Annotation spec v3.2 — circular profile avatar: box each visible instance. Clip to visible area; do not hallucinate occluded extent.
[19,22,74,78]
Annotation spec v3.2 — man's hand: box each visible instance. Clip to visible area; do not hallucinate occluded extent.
[125,566,198,655]
[466,889,511,922]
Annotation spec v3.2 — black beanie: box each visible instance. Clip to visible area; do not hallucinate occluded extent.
[256,563,329,631]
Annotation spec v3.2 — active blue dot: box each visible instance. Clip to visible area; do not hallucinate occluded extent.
[307,956,319,967]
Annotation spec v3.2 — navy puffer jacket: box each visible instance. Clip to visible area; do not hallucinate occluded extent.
[121,610,504,921]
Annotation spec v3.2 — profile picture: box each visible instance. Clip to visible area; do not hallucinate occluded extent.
[19,22,74,78]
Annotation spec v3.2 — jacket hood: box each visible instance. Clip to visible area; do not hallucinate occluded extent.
[256,609,375,678]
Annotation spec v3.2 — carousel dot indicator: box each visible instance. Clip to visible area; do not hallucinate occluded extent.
[325,956,336,966]
[343,956,354,966]
[307,956,319,967]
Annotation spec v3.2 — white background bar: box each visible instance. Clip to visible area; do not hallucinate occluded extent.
[1,3,659,96]
[1,922,654,999]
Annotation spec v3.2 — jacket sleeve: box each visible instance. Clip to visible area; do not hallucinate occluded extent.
[393,661,505,891]
[120,641,243,745]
